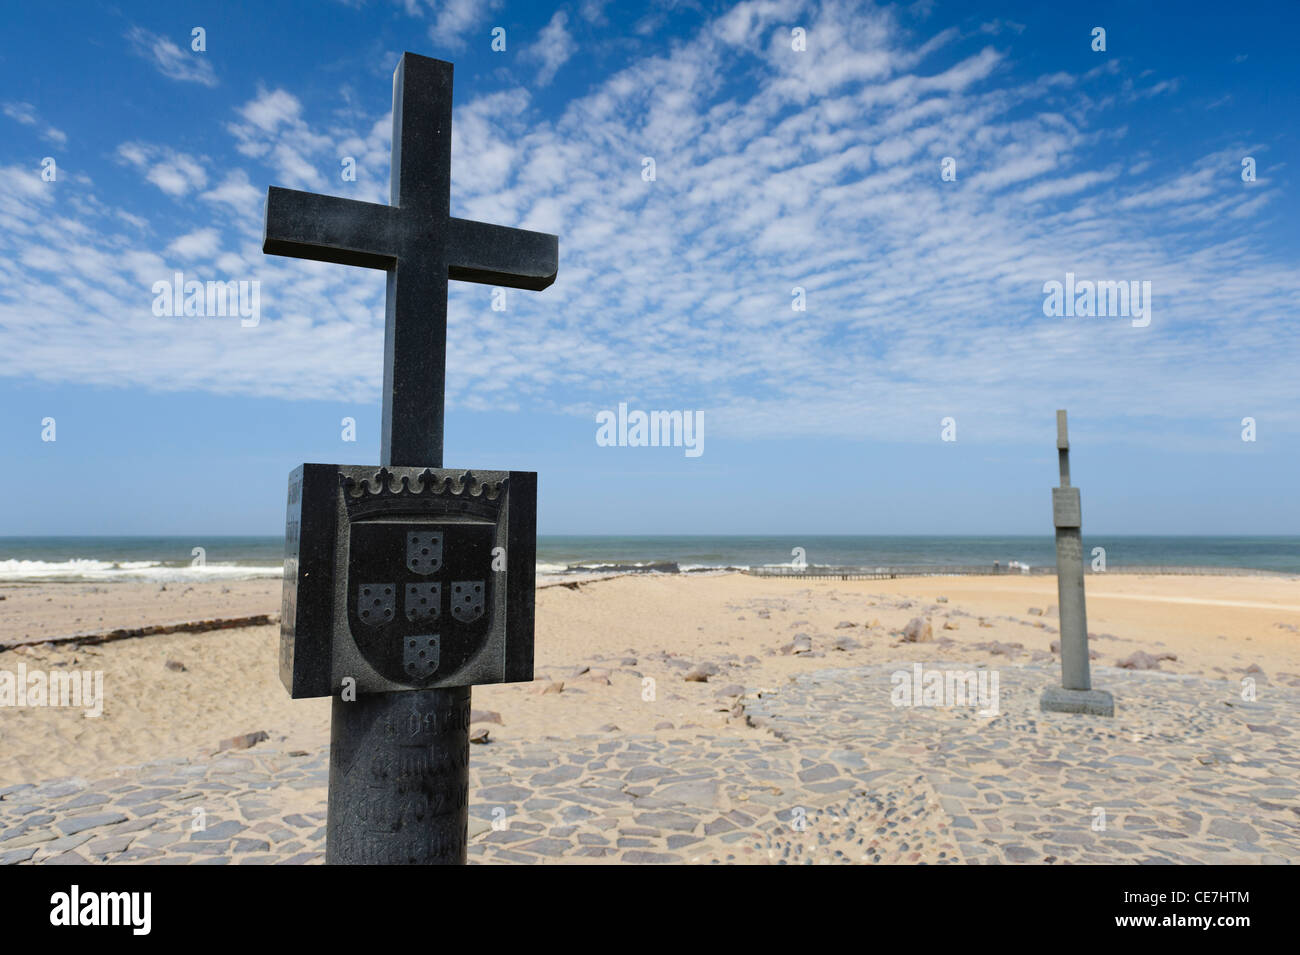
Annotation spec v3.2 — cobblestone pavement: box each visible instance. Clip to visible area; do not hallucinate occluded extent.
[2,663,1295,864]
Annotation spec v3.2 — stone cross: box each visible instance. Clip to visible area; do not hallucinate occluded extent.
[264,53,556,464]
[1040,410,1114,716]
[264,53,557,864]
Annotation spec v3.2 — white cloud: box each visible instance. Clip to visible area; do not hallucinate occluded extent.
[201,170,263,213]
[526,11,577,86]
[168,228,222,260]
[428,0,502,50]
[580,0,612,24]
[116,143,209,197]
[2,101,67,146]
[0,0,1294,449]
[125,26,218,87]
[238,88,302,132]
[227,89,338,193]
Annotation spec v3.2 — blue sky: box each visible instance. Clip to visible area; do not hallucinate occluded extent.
[1,0,1297,536]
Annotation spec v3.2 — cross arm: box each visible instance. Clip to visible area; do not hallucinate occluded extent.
[263,187,401,270]
[448,218,558,290]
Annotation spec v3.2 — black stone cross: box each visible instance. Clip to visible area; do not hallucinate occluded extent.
[262,52,557,865]
[263,52,557,468]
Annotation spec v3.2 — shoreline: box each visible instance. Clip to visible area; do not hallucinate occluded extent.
[1,561,1295,586]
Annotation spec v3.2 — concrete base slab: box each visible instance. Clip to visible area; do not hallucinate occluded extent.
[1040,686,1115,717]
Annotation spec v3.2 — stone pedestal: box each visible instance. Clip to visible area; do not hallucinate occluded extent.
[1041,685,1115,717]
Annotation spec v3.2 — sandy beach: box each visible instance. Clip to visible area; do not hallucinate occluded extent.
[2,572,1297,787]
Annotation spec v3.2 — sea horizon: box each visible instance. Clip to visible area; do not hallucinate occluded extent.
[0,534,1296,582]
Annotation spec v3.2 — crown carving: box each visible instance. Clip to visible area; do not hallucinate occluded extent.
[340,467,506,520]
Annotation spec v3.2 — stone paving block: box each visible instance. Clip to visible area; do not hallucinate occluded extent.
[56,812,128,836]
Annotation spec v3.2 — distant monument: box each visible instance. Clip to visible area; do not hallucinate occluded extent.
[1040,410,1114,717]
[264,53,558,863]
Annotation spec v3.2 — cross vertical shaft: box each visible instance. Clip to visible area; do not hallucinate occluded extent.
[1056,408,1070,488]
[384,54,451,467]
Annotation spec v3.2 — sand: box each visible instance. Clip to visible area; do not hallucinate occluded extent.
[1,572,1297,788]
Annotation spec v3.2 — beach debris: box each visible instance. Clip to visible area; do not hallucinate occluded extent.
[1117,651,1177,670]
[0,614,282,654]
[936,596,948,603]
[533,680,564,695]
[571,665,590,676]
[654,721,674,730]
[164,660,187,672]
[597,723,620,732]
[684,662,719,682]
[469,708,503,725]
[218,731,269,752]
[1246,723,1284,736]
[621,656,637,666]
[978,618,993,628]
[973,640,1023,657]
[288,750,310,757]
[901,618,932,643]
[469,727,491,744]
[834,620,857,629]
[1027,607,1043,616]
[831,635,860,651]
[714,683,745,697]
[942,620,959,630]
[783,633,813,655]
[580,668,612,685]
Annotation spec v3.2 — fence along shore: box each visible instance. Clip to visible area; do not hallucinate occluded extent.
[743,564,1297,580]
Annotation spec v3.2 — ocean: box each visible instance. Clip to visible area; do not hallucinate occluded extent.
[0,535,1296,582]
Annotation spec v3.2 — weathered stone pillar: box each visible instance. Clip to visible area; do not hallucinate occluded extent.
[1040,410,1114,716]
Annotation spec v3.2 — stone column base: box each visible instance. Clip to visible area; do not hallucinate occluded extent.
[1040,686,1114,717]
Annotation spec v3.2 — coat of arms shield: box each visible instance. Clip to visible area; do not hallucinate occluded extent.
[346,518,494,686]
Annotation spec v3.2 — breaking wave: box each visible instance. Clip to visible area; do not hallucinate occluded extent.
[0,559,284,583]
